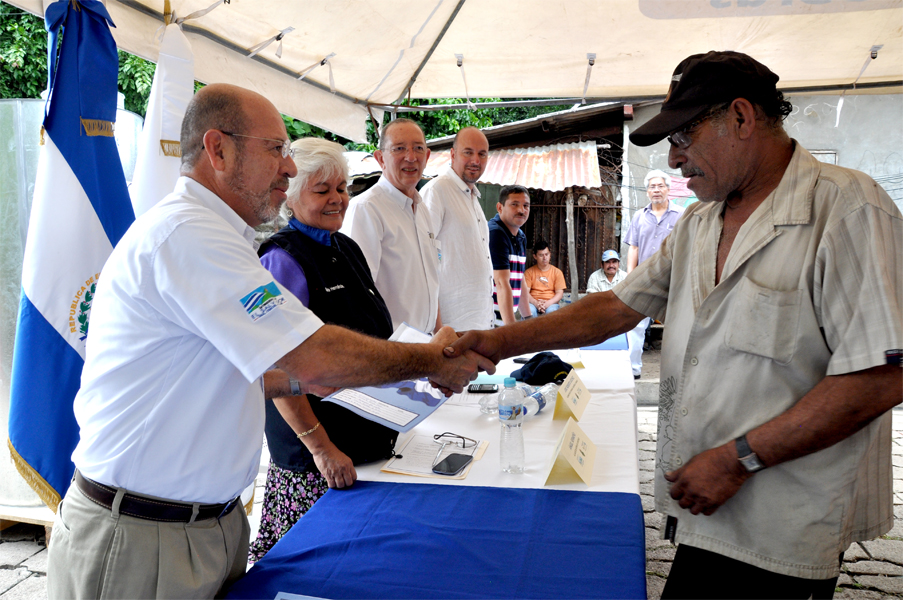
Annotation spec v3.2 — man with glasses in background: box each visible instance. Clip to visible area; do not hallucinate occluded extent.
[623,170,684,377]
[342,118,442,334]
[445,51,901,598]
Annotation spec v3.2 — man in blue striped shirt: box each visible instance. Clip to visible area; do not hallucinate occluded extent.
[489,185,530,326]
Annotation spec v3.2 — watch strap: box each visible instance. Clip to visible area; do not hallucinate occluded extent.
[735,434,765,473]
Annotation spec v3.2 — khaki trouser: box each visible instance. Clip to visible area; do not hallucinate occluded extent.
[47,482,249,599]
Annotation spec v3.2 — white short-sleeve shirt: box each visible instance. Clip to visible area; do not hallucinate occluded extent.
[340,176,440,333]
[72,177,324,504]
[422,167,493,331]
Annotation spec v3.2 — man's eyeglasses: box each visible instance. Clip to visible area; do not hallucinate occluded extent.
[221,131,295,158]
[432,432,476,466]
[666,116,709,150]
[647,184,668,190]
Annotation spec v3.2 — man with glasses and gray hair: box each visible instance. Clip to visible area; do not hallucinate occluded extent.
[623,170,684,377]
[341,118,442,334]
[444,51,901,598]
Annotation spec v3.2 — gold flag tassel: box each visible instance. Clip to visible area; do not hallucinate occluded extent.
[7,439,62,513]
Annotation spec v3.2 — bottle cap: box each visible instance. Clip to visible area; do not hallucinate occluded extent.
[504,377,517,388]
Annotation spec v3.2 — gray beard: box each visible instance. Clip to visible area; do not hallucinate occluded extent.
[228,159,282,224]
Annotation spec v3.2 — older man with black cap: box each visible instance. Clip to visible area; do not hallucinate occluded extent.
[444,50,902,598]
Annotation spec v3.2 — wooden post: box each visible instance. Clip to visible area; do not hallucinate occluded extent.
[565,187,580,300]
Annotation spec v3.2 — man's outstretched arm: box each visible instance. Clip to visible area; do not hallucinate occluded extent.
[446,290,645,364]
[278,325,495,394]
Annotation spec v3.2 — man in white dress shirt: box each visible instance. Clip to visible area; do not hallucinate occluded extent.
[47,85,491,600]
[341,118,441,334]
[422,127,493,331]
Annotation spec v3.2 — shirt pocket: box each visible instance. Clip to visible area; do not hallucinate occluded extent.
[725,277,802,366]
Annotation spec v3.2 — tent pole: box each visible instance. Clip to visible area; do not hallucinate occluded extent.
[390,0,467,106]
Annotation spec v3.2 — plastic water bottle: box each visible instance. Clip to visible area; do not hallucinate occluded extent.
[498,377,525,473]
[523,383,559,416]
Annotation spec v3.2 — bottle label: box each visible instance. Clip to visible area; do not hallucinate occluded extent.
[499,404,524,421]
[531,392,546,411]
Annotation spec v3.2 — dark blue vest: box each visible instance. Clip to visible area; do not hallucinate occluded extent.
[260,227,397,470]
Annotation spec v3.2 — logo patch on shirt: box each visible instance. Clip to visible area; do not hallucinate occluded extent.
[241,282,285,322]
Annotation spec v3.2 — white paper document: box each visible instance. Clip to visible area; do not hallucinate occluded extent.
[381,434,488,479]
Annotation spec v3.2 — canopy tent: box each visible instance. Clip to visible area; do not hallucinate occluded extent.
[8,0,902,142]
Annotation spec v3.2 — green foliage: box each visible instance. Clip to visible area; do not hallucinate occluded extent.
[0,7,47,99]
[403,98,494,139]
[117,50,155,116]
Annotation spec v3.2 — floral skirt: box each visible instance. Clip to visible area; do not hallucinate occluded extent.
[248,460,328,563]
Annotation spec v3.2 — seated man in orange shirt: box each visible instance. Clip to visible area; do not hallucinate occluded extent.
[522,240,566,316]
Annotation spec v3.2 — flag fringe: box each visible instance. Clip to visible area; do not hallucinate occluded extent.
[243,487,254,516]
[7,439,61,513]
[159,139,181,157]
[80,118,115,137]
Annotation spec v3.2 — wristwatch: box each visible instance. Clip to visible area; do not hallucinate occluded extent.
[289,378,302,396]
[735,434,765,473]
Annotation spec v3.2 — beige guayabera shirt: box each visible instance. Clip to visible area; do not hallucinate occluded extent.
[614,143,902,579]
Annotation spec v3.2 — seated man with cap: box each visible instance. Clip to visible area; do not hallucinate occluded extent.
[586,249,627,293]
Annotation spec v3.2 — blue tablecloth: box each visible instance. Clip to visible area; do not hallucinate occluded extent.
[227,481,646,599]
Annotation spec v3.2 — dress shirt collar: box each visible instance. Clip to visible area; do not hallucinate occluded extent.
[375,175,422,211]
[442,166,481,199]
[287,217,332,247]
[642,199,683,216]
[176,176,258,247]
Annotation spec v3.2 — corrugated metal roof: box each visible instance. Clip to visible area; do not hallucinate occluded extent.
[346,141,601,192]
[422,141,601,192]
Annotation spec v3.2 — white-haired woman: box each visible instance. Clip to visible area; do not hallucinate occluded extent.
[250,138,397,561]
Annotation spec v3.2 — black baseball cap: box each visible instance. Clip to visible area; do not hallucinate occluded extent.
[511,352,573,385]
[629,51,781,147]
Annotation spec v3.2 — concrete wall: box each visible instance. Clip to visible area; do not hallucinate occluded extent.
[621,93,903,256]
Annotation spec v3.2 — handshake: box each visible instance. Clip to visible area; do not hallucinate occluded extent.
[427,326,503,396]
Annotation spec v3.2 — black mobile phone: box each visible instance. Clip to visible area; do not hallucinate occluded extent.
[432,453,474,476]
[513,357,531,364]
[468,383,498,393]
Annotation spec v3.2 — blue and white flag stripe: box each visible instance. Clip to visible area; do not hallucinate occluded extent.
[8,0,134,509]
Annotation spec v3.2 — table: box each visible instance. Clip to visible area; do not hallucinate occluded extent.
[228,347,645,599]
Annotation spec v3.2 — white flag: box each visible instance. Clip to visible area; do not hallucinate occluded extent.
[129,24,194,216]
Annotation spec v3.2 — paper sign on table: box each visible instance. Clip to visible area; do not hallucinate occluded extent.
[552,369,590,421]
[543,417,597,486]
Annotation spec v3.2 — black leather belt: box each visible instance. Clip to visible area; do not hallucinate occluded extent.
[75,471,240,523]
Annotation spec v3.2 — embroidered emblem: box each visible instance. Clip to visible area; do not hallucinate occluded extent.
[657,375,678,473]
[241,282,285,322]
[69,273,100,341]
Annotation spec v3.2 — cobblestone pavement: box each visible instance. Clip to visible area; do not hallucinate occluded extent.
[638,406,903,600]
[3,406,902,600]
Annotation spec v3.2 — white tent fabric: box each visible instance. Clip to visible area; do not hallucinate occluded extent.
[10,0,902,142]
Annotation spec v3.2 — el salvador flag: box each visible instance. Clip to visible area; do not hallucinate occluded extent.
[7,0,134,510]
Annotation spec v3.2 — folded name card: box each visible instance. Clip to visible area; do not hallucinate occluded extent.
[552,369,590,421]
[543,417,597,486]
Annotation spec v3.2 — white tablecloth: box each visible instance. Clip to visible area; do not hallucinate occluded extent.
[357,349,640,494]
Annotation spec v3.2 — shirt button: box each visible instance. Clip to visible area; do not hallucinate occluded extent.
[681,408,688,416]
[674,457,683,466]
[690,357,698,366]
